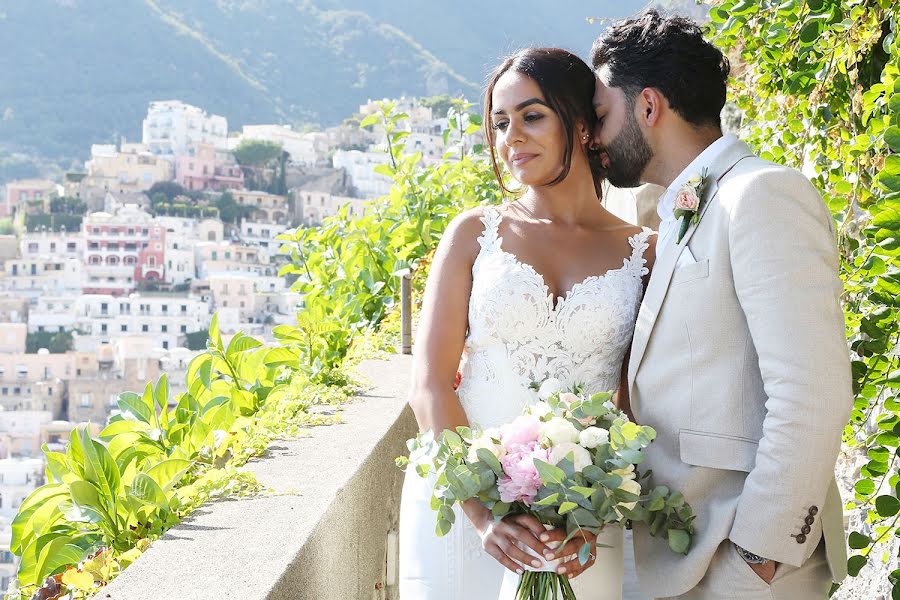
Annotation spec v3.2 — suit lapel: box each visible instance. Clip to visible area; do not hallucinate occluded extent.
[627,139,756,390]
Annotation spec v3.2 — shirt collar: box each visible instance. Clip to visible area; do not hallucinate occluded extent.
[657,133,737,223]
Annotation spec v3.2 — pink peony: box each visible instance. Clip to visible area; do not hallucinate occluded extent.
[498,441,549,505]
[674,187,699,212]
[500,414,541,446]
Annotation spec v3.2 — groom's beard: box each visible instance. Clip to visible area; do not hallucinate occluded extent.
[603,113,653,189]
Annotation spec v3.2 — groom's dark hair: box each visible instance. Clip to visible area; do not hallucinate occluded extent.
[591,9,729,128]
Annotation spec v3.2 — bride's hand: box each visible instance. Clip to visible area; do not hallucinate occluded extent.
[477,513,551,574]
[542,528,598,579]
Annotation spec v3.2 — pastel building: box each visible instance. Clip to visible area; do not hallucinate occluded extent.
[82,206,165,295]
[2,179,61,217]
[83,143,173,194]
[175,143,243,192]
[296,190,368,225]
[233,190,290,223]
[239,220,291,250]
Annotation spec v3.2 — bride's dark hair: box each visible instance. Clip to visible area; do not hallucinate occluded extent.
[483,47,603,196]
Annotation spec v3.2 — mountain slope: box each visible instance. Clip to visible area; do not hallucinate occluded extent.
[0,0,652,177]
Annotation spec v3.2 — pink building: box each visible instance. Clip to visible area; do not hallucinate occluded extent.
[82,208,166,296]
[3,180,60,217]
[175,144,244,192]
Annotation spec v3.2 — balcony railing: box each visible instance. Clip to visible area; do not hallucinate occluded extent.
[99,356,415,600]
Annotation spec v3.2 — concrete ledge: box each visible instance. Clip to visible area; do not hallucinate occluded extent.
[101,355,416,600]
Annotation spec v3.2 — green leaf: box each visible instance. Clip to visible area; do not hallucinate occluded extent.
[475,448,503,476]
[145,459,193,493]
[847,554,867,577]
[875,494,900,516]
[798,19,822,44]
[668,529,691,554]
[855,478,876,495]
[78,427,121,518]
[848,531,872,549]
[885,126,900,152]
[559,501,578,515]
[534,459,567,486]
[118,391,154,425]
[578,542,592,566]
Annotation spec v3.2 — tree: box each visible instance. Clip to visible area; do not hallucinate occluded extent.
[147,181,189,203]
[233,139,283,191]
[26,331,73,354]
[184,329,209,351]
[709,0,899,592]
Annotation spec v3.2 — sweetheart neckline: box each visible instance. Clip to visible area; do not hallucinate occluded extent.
[492,243,639,312]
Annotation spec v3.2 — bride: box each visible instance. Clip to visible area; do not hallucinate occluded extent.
[398,47,657,599]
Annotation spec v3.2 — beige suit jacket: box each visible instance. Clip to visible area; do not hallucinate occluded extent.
[628,138,852,598]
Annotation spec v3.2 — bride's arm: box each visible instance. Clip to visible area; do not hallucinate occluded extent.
[407,207,551,573]
[406,209,481,434]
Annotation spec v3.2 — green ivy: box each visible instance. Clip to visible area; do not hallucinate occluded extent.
[276,100,501,378]
[708,0,900,592]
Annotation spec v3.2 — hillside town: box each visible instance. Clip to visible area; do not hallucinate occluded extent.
[0,96,478,589]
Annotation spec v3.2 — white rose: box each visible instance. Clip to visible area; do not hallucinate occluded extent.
[578,427,609,449]
[537,378,563,401]
[550,442,592,472]
[540,417,580,445]
[618,478,643,510]
[467,428,505,463]
[528,401,552,418]
[558,392,580,407]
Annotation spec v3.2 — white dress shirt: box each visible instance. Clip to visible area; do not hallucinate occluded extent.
[656,134,738,257]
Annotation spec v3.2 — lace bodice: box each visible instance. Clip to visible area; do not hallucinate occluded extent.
[457,206,653,429]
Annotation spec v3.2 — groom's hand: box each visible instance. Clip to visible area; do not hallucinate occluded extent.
[541,528,598,579]
[745,558,777,584]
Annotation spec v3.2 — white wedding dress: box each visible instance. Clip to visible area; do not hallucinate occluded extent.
[399,206,654,599]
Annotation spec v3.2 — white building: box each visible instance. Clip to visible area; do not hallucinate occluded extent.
[0,257,84,300]
[142,101,229,160]
[239,220,291,250]
[332,150,393,199]
[0,410,53,459]
[19,231,84,261]
[27,297,78,334]
[236,125,321,166]
[70,293,211,352]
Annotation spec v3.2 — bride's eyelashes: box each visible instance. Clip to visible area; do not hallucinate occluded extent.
[491,112,546,131]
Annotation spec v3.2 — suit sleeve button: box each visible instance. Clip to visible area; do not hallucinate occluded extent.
[805,515,815,526]
[801,524,811,535]
[795,534,807,544]
[809,506,819,516]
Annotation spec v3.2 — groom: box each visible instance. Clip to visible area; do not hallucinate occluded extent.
[587,10,852,600]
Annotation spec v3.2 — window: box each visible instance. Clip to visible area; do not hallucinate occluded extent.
[121,324,127,332]
[79,393,92,408]
[162,305,168,313]
[161,325,168,333]
[100,324,107,333]
[180,325,187,333]
[162,341,169,349]
[181,305,187,314]
[141,324,149,332]
[67,242,76,252]
[27,243,38,253]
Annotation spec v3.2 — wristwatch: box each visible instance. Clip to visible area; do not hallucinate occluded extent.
[733,543,770,565]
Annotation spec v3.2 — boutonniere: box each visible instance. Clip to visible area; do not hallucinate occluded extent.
[673,167,709,244]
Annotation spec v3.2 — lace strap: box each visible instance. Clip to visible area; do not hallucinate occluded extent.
[625,228,656,277]
[476,206,502,251]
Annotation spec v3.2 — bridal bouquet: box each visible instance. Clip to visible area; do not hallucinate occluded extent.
[398,379,695,600]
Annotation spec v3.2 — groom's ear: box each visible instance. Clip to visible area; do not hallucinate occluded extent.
[637,88,665,128]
